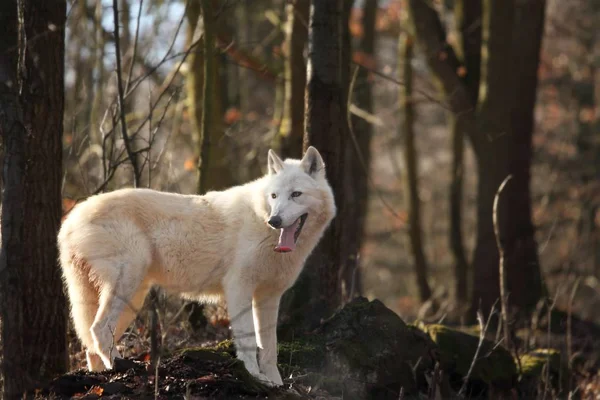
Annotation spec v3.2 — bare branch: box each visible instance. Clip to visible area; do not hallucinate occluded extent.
[493,174,513,348]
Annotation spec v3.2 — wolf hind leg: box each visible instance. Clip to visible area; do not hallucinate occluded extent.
[60,255,105,371]
[90,260,150,370]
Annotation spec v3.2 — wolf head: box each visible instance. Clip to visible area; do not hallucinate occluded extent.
[264,146,336,253]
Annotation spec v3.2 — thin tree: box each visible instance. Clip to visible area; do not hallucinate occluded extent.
[341,0,378,301]
[399,33,432,302]
[449,0,481,308]
[198,0,216,194]
[186,0,235,194]
[0,0,68,396]
[274,0,309,159]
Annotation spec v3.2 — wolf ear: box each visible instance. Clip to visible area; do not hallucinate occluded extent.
[301,146,325,178]
[268,149,285,175]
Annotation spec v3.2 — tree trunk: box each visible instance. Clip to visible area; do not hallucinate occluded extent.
[400,34,432,303]
[469,0,516,317]
[504,0,545,312]
[279,0,347,337]
[0,0,68,396]
[198,0,216,195]
[303,0,346,314]
[275,0,309,159]
[449,0,481,307]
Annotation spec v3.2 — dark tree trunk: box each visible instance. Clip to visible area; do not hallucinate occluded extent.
[303,0,346,316]
[276,0,309,159]
[279,0,347,337]
[505,0,545,312]
[470,0,545,318]
[0,1,68,397]
[469,0,516,317]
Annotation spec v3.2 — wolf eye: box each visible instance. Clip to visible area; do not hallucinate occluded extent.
[291,191,302,198]
[271,193,277,199]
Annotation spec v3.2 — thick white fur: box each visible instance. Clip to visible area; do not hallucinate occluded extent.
[58,147,336,385]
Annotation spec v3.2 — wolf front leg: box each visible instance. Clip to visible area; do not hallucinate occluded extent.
[224,283,272,384]
[253,291,283,385]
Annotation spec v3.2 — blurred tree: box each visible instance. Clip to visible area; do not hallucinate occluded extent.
[274,0,309,159]
[408,0,546,320]
[0,0,68,396]
[89,0,106,145]
[449,0,481,309]
[572,2,600,276]
[340,0,377,301]
[268,2,287,151]
[186,0,235,194]
[280,0,349,336]
[399,33,432,303]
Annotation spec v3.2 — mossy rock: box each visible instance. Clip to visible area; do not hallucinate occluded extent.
[305,297,439,399]
[519,349,567,397]
[419,323,517,393]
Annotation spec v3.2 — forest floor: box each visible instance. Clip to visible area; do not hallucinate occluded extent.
[29,298,600,399]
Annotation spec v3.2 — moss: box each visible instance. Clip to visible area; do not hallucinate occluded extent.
[518,349,566,397]
[520,349,561,378]
[208,339,236,354]
[278,338,326,370]
[419,324,516,387]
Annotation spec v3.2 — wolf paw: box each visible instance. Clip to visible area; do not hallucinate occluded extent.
[260,366,283,386]
[252,372,279,387]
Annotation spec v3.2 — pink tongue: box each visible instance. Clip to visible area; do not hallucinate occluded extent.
[274,218,300,252]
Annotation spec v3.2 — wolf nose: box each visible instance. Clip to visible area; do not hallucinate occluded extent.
[268,216,282,228]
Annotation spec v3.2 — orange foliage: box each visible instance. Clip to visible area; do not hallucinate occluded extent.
[224,107,242,125]
[87,386,104,396]
[184,157,197,172]
[353,51,377,70]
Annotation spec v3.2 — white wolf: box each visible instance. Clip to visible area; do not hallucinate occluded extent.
[58,146,336,385]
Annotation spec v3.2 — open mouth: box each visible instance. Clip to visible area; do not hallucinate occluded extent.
[274,213,308,253]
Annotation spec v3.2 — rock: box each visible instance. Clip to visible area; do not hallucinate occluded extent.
[418,323,517,395]
[279,297,439,399]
